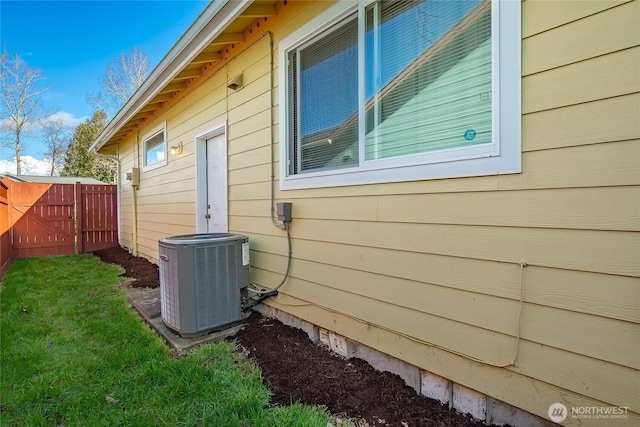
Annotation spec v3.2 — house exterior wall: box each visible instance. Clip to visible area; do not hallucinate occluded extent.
[116,63,230,256]
[114,0,639,424]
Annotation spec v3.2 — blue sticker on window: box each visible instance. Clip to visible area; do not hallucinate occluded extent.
[464,129,476,141]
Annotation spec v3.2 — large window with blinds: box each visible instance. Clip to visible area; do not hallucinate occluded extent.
[280,0,520,189]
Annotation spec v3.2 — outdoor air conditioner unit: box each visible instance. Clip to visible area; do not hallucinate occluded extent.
[158,233,250,337]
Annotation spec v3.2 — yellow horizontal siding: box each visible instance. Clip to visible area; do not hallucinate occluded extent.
[376,187,639,231]
[136,202,195,215]
[137,177,195,196]
[229,163,272,186]
[522,0,631,37]
[252,251,519,336]
[237,185,640,232]
[504,140,640,190]
[523,95,639,151]
[522,305,639,370]
[523,0,639,75]
[136,222,194,239]
[271,0,333,44]
[229,96,271,131]
[167,81,226,132]
[228,145,271,171]
[514,341,640,413]
[136,214,193,231]
[170,101,227,141]
[251,253,638,371]
[228,70,271,113]
[132,191,195,206]
[246,235,638,323]
[136,224,195,254]
[523,267,638,324]
[228,126,271,156]
[156,154,195,175]
[229,180,272,201]
[253,268,519,366]
[523,47,640,113]
[235,216,639,276]
[134,238,160,262]
[234,196,379,221]
[229,200,270,218]
[228,93,271,138]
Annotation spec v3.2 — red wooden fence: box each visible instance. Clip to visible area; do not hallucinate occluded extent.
[0,180,10,277]
[77,184,118,253]
[1,179,118,267]
[10,181,76,258]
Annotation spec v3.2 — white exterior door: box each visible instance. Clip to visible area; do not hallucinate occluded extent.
[205,134,228,233]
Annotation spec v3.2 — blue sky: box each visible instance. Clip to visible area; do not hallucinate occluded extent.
[0,0,208,171]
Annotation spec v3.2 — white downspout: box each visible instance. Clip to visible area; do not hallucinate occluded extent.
[132,132,140,256]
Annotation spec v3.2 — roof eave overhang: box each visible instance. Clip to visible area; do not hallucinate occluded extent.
[90,0,252,153]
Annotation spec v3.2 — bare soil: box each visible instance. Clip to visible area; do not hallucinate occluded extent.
[93,246,489,427]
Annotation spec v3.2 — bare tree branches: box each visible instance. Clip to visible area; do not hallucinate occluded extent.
[0,50,49,175]
[41,118,71,176]
[87,47,150,119]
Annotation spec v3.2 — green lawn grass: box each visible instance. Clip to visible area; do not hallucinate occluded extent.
[0,255,330,426]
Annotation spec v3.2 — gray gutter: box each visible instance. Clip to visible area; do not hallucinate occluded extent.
[90,0,252,153]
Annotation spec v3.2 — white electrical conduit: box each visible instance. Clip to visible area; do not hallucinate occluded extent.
[273,260,529,368]
[241,31,291,311]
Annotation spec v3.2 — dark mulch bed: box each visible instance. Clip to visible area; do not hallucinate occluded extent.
[93,246,488,427]
[236,313,486,427]
[93,246,160,288]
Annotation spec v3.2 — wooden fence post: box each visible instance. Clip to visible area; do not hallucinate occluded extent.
[75,182,83,254]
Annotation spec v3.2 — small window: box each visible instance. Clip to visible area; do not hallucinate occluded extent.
[280,0,521,189]
[143,123,167,170]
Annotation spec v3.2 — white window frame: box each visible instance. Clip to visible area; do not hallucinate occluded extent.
[142,122,167,171]
[279,0,521,190]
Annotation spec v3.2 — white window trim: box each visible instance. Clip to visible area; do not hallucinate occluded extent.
[279,0,521,190]
[142,121,168,171]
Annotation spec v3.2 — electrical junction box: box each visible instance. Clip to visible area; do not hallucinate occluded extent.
[277,202,292,222]
[123,167,139,186]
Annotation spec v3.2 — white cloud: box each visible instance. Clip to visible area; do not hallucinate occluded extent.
[0,111,86,133]
[44,111,87,128]
[0,156,56,176]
